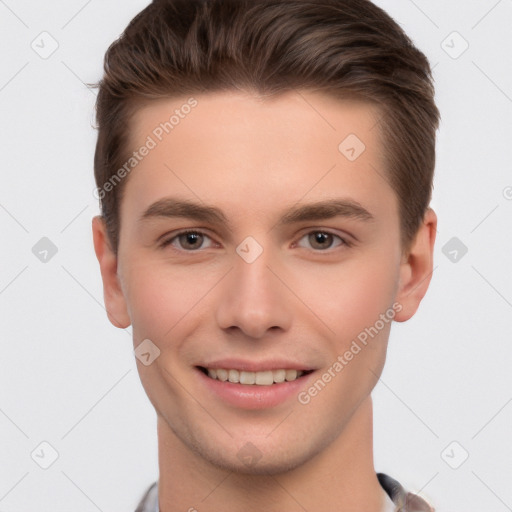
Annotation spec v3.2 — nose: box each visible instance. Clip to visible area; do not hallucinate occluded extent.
[215,245,293,339]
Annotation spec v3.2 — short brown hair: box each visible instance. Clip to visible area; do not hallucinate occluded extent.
[94,0,440,254]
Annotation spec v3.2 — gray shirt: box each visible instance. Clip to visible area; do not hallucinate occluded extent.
[135,473,434,511]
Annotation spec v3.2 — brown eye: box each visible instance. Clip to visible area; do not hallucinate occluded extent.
[178,232,204,250]
[298,231,346,251]
[160,230,213,251]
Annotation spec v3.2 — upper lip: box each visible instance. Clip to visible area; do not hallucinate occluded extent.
[198,359,315,372]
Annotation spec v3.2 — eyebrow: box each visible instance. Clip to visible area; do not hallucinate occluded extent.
[139,197,375,229]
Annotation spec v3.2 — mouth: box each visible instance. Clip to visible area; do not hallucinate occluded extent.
[197,366,314,386]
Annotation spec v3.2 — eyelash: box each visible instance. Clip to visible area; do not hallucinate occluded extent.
[159,229,351,253]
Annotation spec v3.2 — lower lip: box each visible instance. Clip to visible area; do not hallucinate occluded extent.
[196,367,314,410]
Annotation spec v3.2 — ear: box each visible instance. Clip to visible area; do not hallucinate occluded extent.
[92,215,131,329]
[394,208,437,322]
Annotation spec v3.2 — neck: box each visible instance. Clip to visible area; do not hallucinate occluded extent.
[157,395,389,512]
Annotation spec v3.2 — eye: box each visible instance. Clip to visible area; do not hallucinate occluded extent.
[159,229,350,253]
[296,230,348,251]
[160,230,215,251]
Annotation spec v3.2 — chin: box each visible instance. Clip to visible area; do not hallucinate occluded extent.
[187,431,320,476]
[209,450,310,476]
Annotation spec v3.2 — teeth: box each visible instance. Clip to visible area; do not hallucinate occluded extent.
[273,369,286,383]
[204,368,305,385]
[255,371,273,385]
[285,369,297,381]
[240,371,256,385]
[216,368,228,382]
[228,369,240,383]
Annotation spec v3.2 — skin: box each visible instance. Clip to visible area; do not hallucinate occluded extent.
[92,90,437,511]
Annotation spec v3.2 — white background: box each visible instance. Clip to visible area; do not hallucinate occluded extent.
[0,1,511,511]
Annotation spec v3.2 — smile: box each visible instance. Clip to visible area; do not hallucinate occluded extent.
[199,367,311,385]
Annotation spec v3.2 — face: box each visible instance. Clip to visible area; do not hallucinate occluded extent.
[93,90,435,475]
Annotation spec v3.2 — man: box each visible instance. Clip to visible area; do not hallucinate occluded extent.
[92,0,439,510]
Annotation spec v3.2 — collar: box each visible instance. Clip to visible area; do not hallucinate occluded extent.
[136,473,434,512]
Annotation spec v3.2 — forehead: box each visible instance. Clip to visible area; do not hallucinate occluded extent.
[130,90,381,155]
[121,90,394,227]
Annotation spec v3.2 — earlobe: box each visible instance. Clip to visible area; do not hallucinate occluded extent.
[394,208,437,322]
[91,216,132,329]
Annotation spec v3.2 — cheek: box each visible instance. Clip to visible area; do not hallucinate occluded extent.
[122,263,199,342]
[295,256,398,415]
[296,250,400,344]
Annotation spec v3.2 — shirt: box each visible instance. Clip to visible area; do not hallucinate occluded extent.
[135,472,434,511]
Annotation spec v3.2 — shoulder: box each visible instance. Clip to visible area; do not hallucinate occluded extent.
[135,481,158,512]
[377,473,435,512]
[135,475,435,512]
